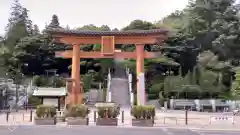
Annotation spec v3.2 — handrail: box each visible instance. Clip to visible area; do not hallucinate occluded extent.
[106,68,112,102]
[126,67,134,106]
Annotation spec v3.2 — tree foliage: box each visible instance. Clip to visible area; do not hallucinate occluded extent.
[1,0,240,100]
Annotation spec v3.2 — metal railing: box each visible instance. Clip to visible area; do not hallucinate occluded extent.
[126,68,133,106]
[106,68,112,102]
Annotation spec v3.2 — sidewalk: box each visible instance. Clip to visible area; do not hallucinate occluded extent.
[1,110,240,131]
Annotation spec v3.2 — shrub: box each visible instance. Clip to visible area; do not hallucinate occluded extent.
[27,96,41,107]
[148,94,159,100]
[149,84,163,94]
[65,104,89,118]
[33,75,48,87]
[148,83,164,100]
[96,103,120,118]
[36,105,56,118]
[131,105,155,120]
[52,76,65,87]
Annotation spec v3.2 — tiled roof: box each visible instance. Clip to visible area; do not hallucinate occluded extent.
[32,87,66,97]
[46,28,168,36]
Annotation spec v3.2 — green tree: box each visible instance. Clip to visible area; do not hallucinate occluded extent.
[211,0,240,61]
[122,20,157,30]
[32,24,40,36]
[48,14,60,28]
[156,10,186,30]
[78,24,111,31]
[4,0,32,49]
[231,69,240,99]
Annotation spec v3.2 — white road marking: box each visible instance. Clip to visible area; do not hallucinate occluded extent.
[162,128,174,135]
[189,129,204,135]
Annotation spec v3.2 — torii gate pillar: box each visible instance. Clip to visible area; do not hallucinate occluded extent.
[70,44,82,104]
[136,44,146,105]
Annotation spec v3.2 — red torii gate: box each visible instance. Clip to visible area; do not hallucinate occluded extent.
[47,28,168,106]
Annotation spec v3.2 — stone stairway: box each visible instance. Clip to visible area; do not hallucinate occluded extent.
[109,78,131,108]
[107,58,131,108]
[85,89,105,107]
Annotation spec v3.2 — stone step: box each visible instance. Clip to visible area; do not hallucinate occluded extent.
[109,77,131,107]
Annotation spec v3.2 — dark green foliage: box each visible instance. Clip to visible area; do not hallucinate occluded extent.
[148,83,164,100]
[32,75,65,87]
[1,0,239,100]
[82,74,93,92]
[36,105,56,118]
[48,14,60,28]
[27,96,41,106]
[131,105,155,119]
[65,105,89,118]
[122,20,157,30]
[4,0,32,48]
[96,103,120,118]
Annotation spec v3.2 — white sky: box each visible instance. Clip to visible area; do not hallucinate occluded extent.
[0,0,189,35]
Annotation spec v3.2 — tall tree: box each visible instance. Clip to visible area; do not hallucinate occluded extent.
[156,10,186,30]
[0,0,34,106]
[182,0,238,52]
[21,8,33,35]
[100,25,111,31]
[211,0,240,61]
[48,14,60,28]
[112,28,119,31]
[32,24,40,36]
[4,0,32,48]
[122,20,157,30]
[78,24,111,31]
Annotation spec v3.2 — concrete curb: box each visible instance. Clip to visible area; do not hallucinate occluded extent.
[0,124,240,132]
[114,125,240,132]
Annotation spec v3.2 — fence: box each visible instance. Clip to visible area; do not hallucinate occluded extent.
[0,109,238,127]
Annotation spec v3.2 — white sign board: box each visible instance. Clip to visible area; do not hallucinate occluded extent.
[210,116,234,124]
[43,98,58,107]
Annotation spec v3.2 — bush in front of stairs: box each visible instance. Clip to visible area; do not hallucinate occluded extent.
[131,105,155,127]
[96,103,120,118]
[131,105,155,120]
[65,104,90,125]
[65,104,89,118]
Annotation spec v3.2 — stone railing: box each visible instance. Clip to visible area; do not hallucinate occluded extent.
[106,69,112,102]
[126,68,134,106]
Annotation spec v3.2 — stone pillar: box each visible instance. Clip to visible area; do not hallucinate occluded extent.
[129,73,134,106]
[71,44,82,105]
[210,99,216,112]
[136,44,146,105]
[194,99,200,111]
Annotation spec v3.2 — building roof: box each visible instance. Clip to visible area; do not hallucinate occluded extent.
[32,87,67,97]
[46,28,169,36]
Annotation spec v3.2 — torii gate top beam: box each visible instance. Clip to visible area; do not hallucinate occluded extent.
[46,28,169,45]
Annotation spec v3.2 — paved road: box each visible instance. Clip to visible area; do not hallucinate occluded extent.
[0,126,239,135]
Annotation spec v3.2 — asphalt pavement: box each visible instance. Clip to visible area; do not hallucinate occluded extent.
[0,126,239,135]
